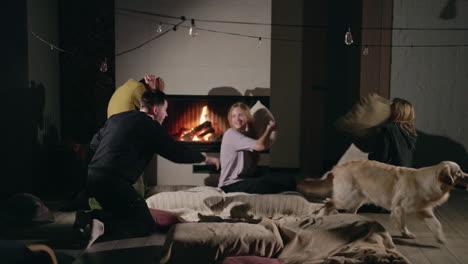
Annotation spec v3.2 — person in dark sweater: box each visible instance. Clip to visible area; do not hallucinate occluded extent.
[74,89,219,248]
[369,97,417,167]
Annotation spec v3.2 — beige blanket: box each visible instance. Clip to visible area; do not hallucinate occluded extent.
[160,219,284,264]
[160,214,409,264]
[278,214,409,264]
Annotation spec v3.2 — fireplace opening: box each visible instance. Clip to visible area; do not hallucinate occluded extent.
[162,95,269,152]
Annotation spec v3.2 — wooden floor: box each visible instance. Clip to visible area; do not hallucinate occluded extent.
[3,189,468,264]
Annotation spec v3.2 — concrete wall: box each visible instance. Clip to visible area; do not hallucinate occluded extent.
[391,0,468,168]
[115,0,271,94]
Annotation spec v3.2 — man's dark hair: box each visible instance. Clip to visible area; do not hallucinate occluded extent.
[141,89,167,109]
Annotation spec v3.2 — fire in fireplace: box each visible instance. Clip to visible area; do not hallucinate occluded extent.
[162,95,269,152]
[171,105,225,142]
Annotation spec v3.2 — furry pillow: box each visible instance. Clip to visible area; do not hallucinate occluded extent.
[335,93,391,152]
[0,193,54,225]
[250,100,276,141]
[335,93,391,136]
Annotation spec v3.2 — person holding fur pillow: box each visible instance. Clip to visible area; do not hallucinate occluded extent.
[218,102,296,194]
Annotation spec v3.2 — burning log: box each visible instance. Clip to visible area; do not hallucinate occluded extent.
[198,127,215,138]
[181,121,214,141]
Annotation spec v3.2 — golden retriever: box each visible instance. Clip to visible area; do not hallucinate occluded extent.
[325,160,468,243]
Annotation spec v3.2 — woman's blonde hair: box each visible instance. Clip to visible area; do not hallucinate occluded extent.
[228,102,255,137]
[389,98,417,135]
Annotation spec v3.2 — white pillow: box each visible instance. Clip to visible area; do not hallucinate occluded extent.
[337,143,369,165]
[250,100,276,142]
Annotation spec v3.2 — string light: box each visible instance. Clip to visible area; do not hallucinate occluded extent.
[189,19,198,37]
[31,31,73,54]
[115,17,186,56]
[362,46,369,55]
[256,37,263,48]
[32,9,468,60]
[117,8,468,31]
[156,22,163,33]
[345,26,354,45]
[100,57,108,72]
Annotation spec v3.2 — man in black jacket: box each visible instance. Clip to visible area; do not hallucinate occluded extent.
[75,89,219,247]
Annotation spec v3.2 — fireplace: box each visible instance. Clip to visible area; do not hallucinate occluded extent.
[162,95,269,152]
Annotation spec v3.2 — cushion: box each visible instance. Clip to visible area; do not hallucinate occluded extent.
[160,220,284,264]
[146,186,223,215]
[250,100,276,141]
[0,193,54,225]
[145,185,197,198]
[335,93,391,152]
[335,93,391,135]
[149,208,181,232]
[222,256,284,264]
[337,143,369,165]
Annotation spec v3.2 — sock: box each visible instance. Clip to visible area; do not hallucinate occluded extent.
[85,219,105,249]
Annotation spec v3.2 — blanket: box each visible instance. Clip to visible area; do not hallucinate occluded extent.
[160,214,409,264]
[278,214,409,264]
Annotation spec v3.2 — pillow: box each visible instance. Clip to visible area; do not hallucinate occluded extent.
[335,93,391,136]
[160,220,284,264]
[222,256,284,264]
[335,93,391,152]
[145,185,197,198]
[0,193,54,225]
[337,143,369,165]
[250,100,276,141]
[149,208,181,232]
[146,186,223,215]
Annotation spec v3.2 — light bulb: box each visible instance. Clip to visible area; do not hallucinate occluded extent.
[362,46,369,55]
[100,57,108,72]
[189,19,198,37]
[156,22,163,33]
[256,37,263,48]
[345,26,354,45]
[50,44,54,50]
